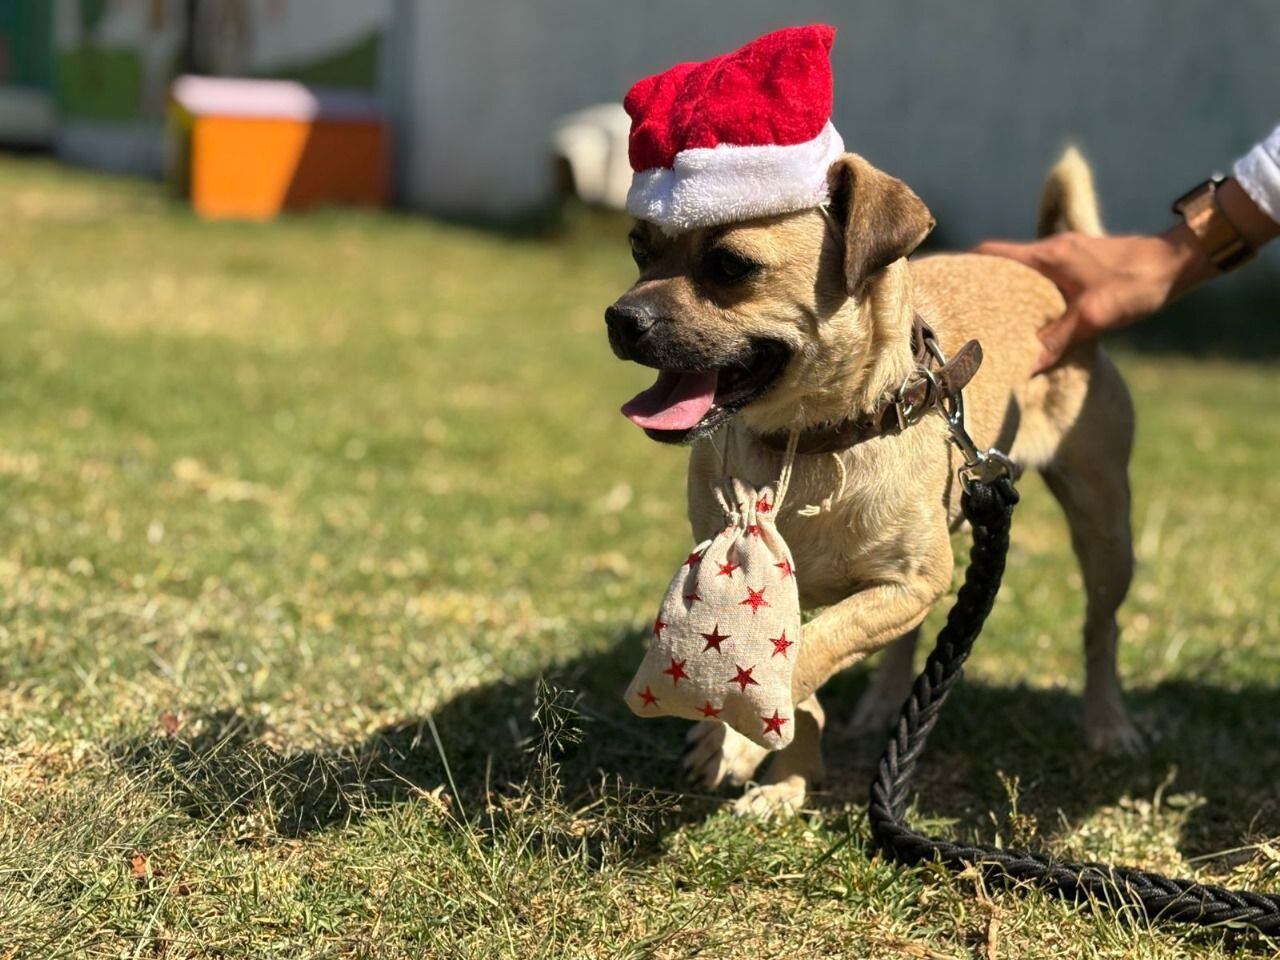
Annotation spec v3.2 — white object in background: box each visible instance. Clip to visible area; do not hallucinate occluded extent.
[551,103,632,210]
[170,75,383,124]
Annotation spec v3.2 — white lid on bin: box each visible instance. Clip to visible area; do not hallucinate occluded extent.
[171,75,383,123]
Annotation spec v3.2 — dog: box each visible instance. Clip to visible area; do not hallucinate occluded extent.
[606,147,1140,817]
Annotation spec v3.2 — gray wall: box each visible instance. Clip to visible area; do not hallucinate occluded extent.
[391,0,1279,252]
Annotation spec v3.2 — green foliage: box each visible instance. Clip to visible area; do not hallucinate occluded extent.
[0,156,1278,958]
[56,47,144,121]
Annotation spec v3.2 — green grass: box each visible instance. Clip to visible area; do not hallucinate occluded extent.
[1,155,1279,959]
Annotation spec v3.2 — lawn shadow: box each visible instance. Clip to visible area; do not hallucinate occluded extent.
[818,669,1280,868]
[111,630,1280,872]
[110,628,713,853]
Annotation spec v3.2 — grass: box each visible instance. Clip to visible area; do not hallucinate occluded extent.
[1,154,1279,959]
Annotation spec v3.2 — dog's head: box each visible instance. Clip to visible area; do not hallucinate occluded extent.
[608,154,934,442]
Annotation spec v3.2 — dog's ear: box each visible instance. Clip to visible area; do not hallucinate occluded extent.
[826,153,935,297]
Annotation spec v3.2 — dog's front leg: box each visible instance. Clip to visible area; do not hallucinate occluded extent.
[791,550,954,705]
[725,543,952,819]
[732,573,946,819]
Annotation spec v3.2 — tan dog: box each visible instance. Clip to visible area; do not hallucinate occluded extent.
[607,149,1138,816]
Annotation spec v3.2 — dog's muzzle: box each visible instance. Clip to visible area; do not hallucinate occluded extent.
[604,303,657,360]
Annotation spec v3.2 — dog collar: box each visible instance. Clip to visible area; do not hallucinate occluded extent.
[760,316,983,456]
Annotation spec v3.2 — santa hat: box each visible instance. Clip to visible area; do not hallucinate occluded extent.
[624,24,844,233]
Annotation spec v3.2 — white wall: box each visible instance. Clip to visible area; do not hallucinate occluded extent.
[392,0,1280,246]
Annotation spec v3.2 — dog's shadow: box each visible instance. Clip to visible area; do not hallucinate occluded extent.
[112,629,707,852]
[112,628,1280,868]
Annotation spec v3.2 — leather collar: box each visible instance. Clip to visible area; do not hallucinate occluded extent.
[760,316,983,455]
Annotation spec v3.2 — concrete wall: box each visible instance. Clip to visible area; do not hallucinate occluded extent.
[393,0,1279,248]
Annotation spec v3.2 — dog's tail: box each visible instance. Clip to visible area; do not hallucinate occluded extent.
[1036,146,1104,238]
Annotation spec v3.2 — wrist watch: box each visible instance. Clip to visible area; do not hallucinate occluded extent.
[1171,175,1255,271]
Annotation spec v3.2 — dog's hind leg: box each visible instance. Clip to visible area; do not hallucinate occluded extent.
[682,719,769,789]
[1038,353,1142,754]
[840,627,919,739]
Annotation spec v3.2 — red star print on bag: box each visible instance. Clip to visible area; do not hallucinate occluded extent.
[625,475,802,749]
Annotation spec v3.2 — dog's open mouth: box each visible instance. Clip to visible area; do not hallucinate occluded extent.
[621,340,791,443]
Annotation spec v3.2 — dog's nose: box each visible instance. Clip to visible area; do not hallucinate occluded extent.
[604,303,656,351]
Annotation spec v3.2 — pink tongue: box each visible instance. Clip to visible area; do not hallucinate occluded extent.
[621,370,719,431]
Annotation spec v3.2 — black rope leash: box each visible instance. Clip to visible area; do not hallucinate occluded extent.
[867,474,1280,934]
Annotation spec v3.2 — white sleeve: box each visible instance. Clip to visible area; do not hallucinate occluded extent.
[1233,124,1280,226]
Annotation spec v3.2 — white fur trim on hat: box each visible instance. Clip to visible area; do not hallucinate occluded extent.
[626,121,845,233]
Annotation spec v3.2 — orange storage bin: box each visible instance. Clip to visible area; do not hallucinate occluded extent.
[170,76,389,220]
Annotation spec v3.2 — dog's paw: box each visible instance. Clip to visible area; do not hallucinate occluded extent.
[1086,714,1146,757]
[731,775,807,819]
[682,720,768,790]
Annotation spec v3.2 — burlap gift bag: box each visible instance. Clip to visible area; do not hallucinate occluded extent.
[625,440,803,750]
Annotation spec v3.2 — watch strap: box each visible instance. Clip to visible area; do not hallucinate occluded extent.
[1172,178,1255,272]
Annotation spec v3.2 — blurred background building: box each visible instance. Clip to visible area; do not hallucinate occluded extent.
[0,1,388,173]
[1,0,1278,245]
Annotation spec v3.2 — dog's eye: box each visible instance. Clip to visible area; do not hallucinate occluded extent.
[704,248,758,285]
[629,235,651,269]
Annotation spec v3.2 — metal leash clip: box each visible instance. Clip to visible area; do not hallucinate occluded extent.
[941,388,1014,492]
[921,337,1014,492]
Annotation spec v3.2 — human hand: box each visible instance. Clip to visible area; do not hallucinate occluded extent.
[975,227,1213,372]
[977,177,1277,372]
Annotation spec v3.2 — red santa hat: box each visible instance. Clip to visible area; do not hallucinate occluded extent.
[624,24,844,233]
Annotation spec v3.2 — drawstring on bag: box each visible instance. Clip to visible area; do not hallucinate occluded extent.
[774,428,801,511]
[716,427,803,514]
[797,452,848,517]
[717,425,845,518]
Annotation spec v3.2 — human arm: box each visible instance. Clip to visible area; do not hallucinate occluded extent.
[977,127,1280,371]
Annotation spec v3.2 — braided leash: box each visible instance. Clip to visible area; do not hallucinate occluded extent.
[867,475,1280,933]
